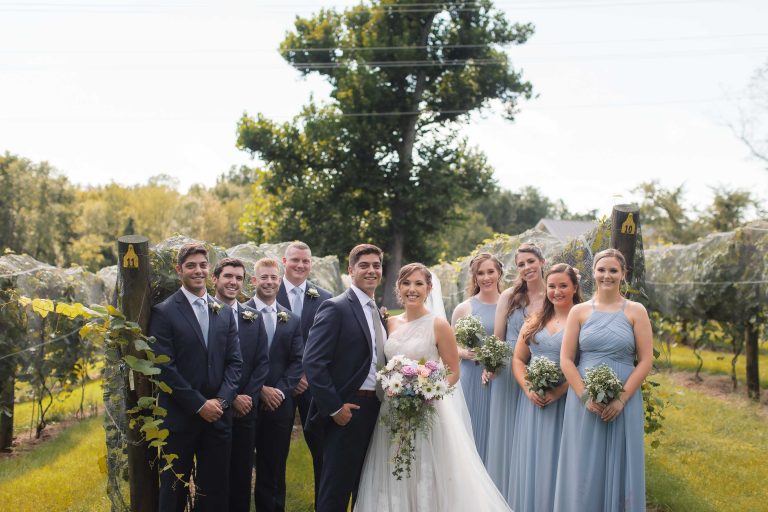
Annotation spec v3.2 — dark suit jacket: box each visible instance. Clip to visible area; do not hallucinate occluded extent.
[245,298,304,397]
[232,302,270,421]
[276,279,333,342]
[149,289,242,432]
[303,287,380,428]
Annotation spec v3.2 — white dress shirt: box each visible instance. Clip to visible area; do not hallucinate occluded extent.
[349,285,387,392]
[251,295,284,400]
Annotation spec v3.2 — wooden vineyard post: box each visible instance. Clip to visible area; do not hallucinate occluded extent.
[610,204,640,283]
[117,235,159,512]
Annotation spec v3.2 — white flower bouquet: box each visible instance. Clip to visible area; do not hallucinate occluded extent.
[377,355,454,479]
[454,315,485,349]
[582,363,624,404]
[525,356,563,397]
[474,334,512,379]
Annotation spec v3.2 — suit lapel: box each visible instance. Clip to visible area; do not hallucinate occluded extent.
[271,304,288,358]
[346,288,373,354]
[175,290,207,350]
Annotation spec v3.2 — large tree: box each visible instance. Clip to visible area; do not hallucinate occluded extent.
[237,0,533,305]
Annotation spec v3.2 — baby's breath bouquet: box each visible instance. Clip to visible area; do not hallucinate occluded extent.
[454,315,485,349]
[582,363,624,404]
[525,356,563,397]
[475,335,512,379]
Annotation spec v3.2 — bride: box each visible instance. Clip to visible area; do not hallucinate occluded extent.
[354,263,511,511]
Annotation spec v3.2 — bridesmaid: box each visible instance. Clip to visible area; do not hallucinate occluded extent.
[450,252,504,463]
[554,249,653,512]
[485,243,546,500]
[509,264,582,512]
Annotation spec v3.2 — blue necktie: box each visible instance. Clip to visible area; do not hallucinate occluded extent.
[290,287,304,318]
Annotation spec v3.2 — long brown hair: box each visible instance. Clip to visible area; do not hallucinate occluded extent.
[464,252,504,298]
[520,263,583,345]
[505,243,545,319]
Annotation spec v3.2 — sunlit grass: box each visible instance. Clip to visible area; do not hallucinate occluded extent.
[654,342,768,388]
[13,379,103,435]
[645,373,768,511]
[0,415,109,512]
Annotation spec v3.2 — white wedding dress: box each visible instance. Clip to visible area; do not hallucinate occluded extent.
[354,313,512,511]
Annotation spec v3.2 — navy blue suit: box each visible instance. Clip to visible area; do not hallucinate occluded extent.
[245,298,303,512]
[276,279,332,503]
[227,302,270,512]
[303,287,382,512]
[149,289,242,512]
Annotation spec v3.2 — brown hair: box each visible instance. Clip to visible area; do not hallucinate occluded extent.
[395,263,432,304]
[464,253,504,298]
[520,264,583,345]
[348,244,383,268]
[213,257,245,278]
[177,243,208,266]
[254,257,280,274]
[505,243,545,319]
[592,248,627,272]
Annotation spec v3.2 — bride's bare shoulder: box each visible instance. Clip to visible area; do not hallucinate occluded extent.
[386,313,408,331]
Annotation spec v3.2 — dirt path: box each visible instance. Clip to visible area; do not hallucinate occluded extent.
[0,412,101,460]
[661,369,768,421]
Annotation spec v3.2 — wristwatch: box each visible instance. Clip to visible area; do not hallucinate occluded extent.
[219,398,230,410]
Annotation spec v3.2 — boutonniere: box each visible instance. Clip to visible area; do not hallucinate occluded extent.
[209,302,223,315]
[277,311,289,323]
[241,310,257,322]
[379,306,390,322]
[306,286,320,299]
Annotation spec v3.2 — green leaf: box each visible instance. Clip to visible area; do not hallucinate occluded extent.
[124,355,161,376]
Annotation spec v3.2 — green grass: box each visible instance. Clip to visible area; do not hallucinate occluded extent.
[654,342,768,388]
[0,415,109,512]
[13,379,103,434]
[645,373,768,512]
[2,375,766,512]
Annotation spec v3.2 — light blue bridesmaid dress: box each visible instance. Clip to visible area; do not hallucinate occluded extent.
[485,307,526,500]
[459,297,496,464]
[553,300,646,512]
[508,328,567,512]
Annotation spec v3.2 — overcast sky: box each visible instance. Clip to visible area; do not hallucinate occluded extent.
[1,0,767,217]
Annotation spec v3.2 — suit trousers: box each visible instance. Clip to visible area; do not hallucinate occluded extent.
[316,394,381,512]
[254,396,295,512]
[160,421,232,512]
[229,417,257,512]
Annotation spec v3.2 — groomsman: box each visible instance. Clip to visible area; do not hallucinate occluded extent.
[275,241,332,502]
[211,257,270,512]
[304,244,386,512]
[245,258,304,512]
[149,243,242,512]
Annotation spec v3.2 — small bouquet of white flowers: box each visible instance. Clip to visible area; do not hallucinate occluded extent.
[525,356,563,397]
[474,335,512,380]
[454,315,485,349]
[582,363,624,404]
[377,355,454,479]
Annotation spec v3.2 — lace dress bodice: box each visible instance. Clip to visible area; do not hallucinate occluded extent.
[385,313,439,362]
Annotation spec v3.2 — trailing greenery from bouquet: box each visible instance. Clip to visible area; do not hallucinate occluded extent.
[377,356,454,480]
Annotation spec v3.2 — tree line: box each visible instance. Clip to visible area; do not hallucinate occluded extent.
[1,150,764,275]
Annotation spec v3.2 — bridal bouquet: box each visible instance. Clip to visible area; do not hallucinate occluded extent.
[582,363,624,405]
[475,335,512,380]
[454,315,485,349]
[525,356,564,397]
[377,355,454,479]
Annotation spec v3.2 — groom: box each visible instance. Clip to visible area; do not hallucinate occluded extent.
[303,244,386,512]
